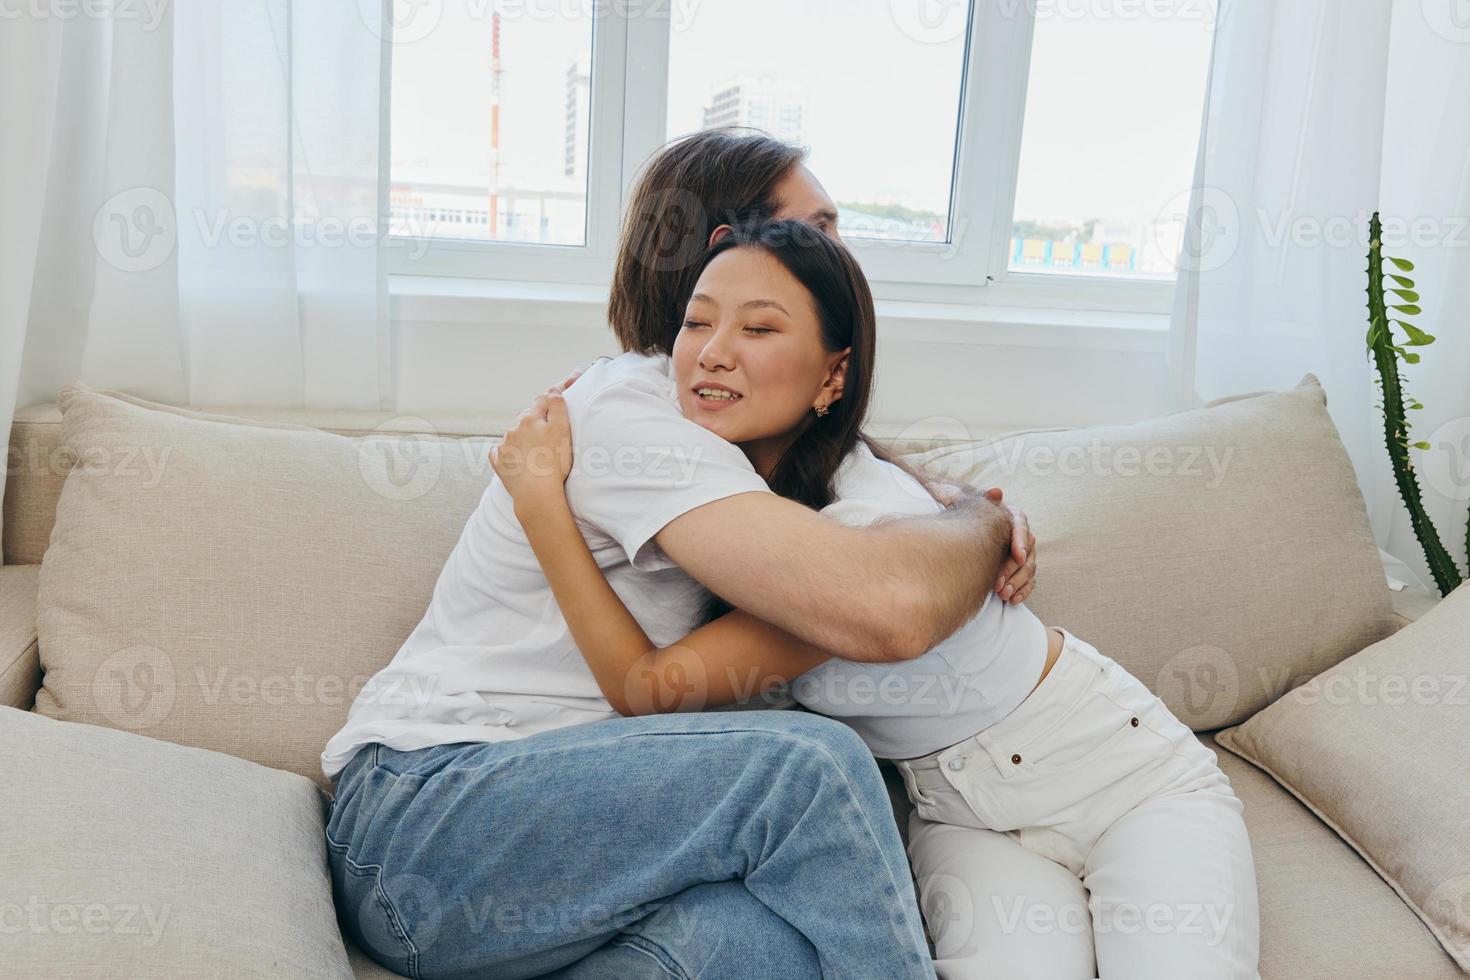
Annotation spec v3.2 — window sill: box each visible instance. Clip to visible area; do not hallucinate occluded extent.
[390,275,1170,353]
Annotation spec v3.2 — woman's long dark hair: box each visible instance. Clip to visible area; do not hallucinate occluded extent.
[692,218,945,625]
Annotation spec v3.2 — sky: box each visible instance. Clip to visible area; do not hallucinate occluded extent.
[390,0,1216,237]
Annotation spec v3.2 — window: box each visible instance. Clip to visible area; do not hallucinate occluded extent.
[665,2,969,246]
[388,0,1215,307]
[389,2,595,247]
[1009,1,1216,280]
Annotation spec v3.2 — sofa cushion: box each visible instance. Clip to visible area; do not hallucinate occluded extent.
[0,706,353,978]
[1216,583,1470,971]
[3,404,67,566]
[33,382,494,790]
[905,376,1397,730]
[0,564,40,709]
[1205,731,1464,977]
[880,732,1461,977]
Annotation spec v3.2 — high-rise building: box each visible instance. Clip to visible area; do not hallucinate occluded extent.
[701,76,806,145]
[564,57,591,180]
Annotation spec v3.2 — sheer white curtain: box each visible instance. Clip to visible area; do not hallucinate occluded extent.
[1165,0,1470,583]
[1375,1,1470,585]
[2,2,391,558]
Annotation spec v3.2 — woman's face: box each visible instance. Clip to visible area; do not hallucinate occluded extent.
[672,248,849,472]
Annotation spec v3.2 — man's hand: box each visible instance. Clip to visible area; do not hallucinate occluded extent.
[982,487,1036,604]
[933,483,1037,605]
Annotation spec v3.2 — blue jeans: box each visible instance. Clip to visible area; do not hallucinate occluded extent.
[325,710,936,980]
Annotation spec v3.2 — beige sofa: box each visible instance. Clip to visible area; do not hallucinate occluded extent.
[1,378,1463,979]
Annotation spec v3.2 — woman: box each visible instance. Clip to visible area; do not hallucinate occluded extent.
[323,129,1037,980]
[491,218,1261,979]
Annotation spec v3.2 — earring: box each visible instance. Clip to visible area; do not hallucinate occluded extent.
[814,404,830,418]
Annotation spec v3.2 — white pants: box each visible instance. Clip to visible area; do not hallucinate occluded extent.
[893,628,1260,980]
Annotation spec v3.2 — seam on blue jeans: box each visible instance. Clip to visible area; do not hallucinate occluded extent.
[339,847,423,980]
[609,935,690,979]
[622,727,929,973]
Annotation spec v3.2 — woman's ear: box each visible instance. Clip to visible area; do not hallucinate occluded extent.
[708,224,734,247]
[824,348,852,400]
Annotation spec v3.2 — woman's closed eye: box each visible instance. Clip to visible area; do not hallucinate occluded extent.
[681,319,774,335]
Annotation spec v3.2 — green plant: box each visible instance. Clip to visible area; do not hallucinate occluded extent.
[1364,210,1464,595]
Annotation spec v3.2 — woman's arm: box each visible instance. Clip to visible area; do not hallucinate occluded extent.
[492,389,834,717]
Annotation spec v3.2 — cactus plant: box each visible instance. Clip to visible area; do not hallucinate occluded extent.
[1365,210,1464,595]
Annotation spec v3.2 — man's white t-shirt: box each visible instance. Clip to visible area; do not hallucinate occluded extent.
[790,440,1048,761]
[320,352,772,781]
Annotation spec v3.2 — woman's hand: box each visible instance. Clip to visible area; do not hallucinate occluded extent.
[490,388,574,509]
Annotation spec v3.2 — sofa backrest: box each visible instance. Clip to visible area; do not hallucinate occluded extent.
[4,402,512,567]
[10,376,1398,790]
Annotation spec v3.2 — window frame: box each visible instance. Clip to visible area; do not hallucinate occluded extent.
[386,1,1184,316]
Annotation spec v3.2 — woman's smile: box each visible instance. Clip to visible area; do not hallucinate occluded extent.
[690,381,745,411]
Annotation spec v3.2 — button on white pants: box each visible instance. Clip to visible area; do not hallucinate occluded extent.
[893,629,1260,980]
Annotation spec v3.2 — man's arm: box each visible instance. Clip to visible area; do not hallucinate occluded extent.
[654,488,1013,664]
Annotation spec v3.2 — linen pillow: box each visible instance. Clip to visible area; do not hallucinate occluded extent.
[904,375,1397,729]
[1215,583,1470,971]
[0,706,353,978]
[34,381,494,790]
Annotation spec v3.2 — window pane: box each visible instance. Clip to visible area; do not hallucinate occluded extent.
[666,0,971,244]
[1010,1,1215,279]
[389,1,593,246]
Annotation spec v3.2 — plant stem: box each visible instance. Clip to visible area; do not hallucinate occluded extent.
[1366,212,1463,595]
